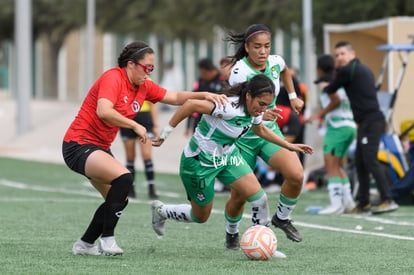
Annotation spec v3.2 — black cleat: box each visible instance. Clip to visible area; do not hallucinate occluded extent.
[271,215,302,242]
[148,185,159,199]
[225,232,240,250]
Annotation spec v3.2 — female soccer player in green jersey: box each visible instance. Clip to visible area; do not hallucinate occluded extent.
[150,75,313,249]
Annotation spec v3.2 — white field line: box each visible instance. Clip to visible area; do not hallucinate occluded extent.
[2,179,414,241]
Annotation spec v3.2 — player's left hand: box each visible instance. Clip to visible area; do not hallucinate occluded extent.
[205,93,228,108]
[263,107,283,121]
[290,98,304,114]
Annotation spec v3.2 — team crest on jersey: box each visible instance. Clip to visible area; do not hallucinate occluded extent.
[271,67,279,79]
[131,100,141,112]
[196,192,206,202]
[123,96,128,103]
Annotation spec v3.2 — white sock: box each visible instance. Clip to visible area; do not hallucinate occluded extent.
[276,194,298,220]
[342,182,355,209]
[248,190,270,226]
[157,204,194,222]
[326,183,343,209]
[225,215,242,234]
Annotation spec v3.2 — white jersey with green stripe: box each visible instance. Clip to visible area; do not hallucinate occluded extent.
[228,55,285,139]
[183,97,262,163]
[320,87,356,129]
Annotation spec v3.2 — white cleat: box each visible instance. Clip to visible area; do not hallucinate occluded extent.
[151,200,167,236]
[72,239,101,256]
[318,205,344,215]
[272,250,287,259]
[98,236,123,256]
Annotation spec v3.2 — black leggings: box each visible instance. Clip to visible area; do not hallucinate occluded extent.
[355,118,391,205]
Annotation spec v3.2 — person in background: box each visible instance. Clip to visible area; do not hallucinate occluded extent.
[185,58,224,137]
[225,24,306,244]
[120,100,159,199]
[219,56,233,82]
[323,41,398,214]
[307,54,356,214]
[63,40,227,256]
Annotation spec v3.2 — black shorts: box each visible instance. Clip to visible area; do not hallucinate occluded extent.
[280,111,303,136]
[62,141,113,176]
[120,112,154,140]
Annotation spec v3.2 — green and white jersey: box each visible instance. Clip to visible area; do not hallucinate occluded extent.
[184,97,262,166]
[228,55,285,138]
[229,55,285,102]
[320,87,356,129]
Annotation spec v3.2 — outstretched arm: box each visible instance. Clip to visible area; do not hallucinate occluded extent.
[152,99,215,146]
[160,90,227,107]
[252,123,313,154]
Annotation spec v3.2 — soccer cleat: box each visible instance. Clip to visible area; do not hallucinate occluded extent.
[148,185,159,199]
[98,236,123,256]
[372,200,398,214]
[345,203,372,214]
[318,204,344,215]
[343,199,356,213]
[72,239,101,256]
[151,200,166,236]
[225,232,240,250]
[271,215,302,242]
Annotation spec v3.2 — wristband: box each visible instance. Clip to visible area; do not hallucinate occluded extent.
[288,93,297,100]
[159,125,175,140]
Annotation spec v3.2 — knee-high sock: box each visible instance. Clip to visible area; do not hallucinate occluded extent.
[248,189,270,226]
[276,193,299,220]
[144,159,155,184]
[157,204,199,223]
[81,199,129,244]
[102,173,133,237]
[224,213,242,234]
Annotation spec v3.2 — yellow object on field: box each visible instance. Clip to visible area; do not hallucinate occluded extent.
[401,119,414,142]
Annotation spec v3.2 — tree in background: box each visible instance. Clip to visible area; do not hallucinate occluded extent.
[1,0,413,98]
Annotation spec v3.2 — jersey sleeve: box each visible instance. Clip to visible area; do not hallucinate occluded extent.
[228,64,247,85]
[97,70,123,104]
[143,80,167,103]
[271,55,286,72]
[211,102,230,119]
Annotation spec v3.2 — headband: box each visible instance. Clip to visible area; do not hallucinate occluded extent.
[128,46,150,61]
[244,30,271,42]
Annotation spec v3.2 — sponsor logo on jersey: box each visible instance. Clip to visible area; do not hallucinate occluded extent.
[131,100,141,112]
[271,66,279,79]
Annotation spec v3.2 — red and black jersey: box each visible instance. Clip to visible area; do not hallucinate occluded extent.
[64,67,166,149]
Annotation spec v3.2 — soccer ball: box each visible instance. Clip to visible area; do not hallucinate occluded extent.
[240,225,277,260]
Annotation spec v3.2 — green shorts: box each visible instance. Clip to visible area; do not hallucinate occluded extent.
[235,124,285,170]
[323,126,356,157]
[179,150,253,206]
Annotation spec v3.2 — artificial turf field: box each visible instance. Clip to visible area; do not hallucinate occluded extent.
[1,157,413,274]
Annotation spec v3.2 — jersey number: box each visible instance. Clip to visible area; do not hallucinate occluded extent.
[191,177,206,190]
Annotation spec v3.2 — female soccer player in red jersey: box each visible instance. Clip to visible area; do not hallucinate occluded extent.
[63,41,227,256]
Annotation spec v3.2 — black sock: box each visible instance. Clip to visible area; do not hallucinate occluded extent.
[81,199,129,243]
[144,159,154,182]
[101,173,133,237]
[81,202,105,244]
